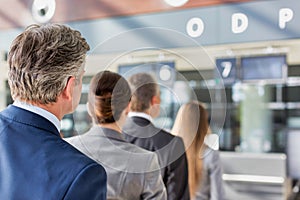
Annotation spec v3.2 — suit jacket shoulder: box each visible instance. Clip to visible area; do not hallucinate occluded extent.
[123,116,190,200]
[0,105,107,199]
[66,126,167,200]
[123,116,176,149]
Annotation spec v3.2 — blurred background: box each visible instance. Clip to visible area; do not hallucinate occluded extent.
[1,0,300,199]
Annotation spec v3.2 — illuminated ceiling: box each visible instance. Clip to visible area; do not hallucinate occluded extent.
[0,0,253,30]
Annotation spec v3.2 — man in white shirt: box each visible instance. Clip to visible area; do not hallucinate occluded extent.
[123,72,190,200]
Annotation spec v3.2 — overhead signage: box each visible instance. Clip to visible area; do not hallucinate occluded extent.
[0,0,299,52]
[74,0,300,53]
[186,7,295,39]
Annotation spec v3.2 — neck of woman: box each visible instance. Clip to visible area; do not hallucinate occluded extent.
[98,122,122,133]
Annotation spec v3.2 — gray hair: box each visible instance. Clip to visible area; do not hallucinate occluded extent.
[8,23,90,104]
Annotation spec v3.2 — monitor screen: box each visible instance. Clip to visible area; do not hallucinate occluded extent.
[241,55,287,82]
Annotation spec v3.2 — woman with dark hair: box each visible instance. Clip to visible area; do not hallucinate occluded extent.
[66,71,166,200]
[172,101,224,200]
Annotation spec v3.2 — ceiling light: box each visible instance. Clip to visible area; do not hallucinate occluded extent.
[32,0,56,23]
[164,0,189,7]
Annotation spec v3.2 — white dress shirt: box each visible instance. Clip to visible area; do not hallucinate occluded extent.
[13,101,61,132]
[128,111,153,123]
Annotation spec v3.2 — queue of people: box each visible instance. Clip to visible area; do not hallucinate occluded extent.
[0,23,224,200]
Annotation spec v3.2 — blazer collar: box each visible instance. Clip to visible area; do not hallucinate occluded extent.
[129,116,153,125]
[1,105,60,137]
[13,101,60,132]
[89,126,126,143]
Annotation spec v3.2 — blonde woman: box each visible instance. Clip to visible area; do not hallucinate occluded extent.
[172,101,224,200]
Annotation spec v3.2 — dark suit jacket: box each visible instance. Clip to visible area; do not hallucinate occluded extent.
[0,105,107,199]
[123,116,190,200]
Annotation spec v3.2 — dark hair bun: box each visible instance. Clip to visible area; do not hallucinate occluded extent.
[88,71,131,124]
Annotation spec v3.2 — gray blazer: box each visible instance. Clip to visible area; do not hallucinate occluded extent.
[66,126,167,200]
[195,146,224,200]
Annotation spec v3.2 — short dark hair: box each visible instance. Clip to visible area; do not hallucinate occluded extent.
[88,71,131,124]
[128,73,158,112]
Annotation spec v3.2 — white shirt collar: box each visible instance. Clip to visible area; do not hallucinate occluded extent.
[13,101,61,133]
[128,111,153,123]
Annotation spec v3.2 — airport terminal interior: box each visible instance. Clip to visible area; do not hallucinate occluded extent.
[0,0,300,199]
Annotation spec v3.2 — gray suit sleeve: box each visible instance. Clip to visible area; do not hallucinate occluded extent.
[142,153,167,200]
[64,163,107,200]
[209,150,225,200]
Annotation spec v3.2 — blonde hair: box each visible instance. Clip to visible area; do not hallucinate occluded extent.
[172,101,209,198]
[8,23,90,104]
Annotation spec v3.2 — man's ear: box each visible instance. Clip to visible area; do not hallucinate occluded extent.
[86,102,92,116]
[151,95,160,106]
[125,102,131,115]
[61,77,76,101]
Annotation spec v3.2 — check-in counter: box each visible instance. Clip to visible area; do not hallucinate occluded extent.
[220,152,291,200]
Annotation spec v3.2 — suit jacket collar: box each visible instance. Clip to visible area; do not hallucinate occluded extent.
[88,125,126,143]
[13,101,60,132]
[128,116,152,126]
[123,116,157,138]
[1,105,60,137]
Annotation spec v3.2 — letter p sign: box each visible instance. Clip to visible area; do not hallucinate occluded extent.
[279,8,294,29]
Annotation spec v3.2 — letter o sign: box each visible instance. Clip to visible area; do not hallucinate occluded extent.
[186,17,204,38]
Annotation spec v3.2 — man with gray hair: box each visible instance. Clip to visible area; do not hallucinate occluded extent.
[0,24,106,199]
[123,72,190,200]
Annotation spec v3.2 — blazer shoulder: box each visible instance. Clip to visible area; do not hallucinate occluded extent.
[0,105,59,135]
[58,138,102,171]
[64,162,107,200]
[159,129,185,146]
[121,141,163,173]
[153,127,176,140]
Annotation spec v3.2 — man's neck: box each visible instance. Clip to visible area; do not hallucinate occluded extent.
[31,102,63,120]
[20,100,67,120]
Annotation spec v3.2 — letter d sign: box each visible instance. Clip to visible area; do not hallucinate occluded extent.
[232,13,248,34]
